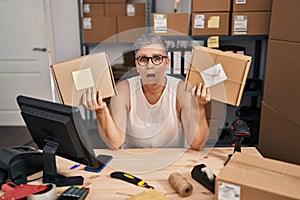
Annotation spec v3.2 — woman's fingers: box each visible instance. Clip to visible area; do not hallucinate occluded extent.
[191,83,211,105]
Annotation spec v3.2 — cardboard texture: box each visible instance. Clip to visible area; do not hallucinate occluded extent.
[104,3,126,16]
[151,13,189,36]
[83,3,104,17]
[232,0,273,11]
[185,46,251,106]
[231,11,271,35]
[192,0,231,12]
[117,16,146,43]
[216,152,300,200]
[259,102,300,165]
[263,39,300,125]
[191,12,229,36]
[82,16,117,43]
[84,0,104,3]
[269,0,300,42]
[51,53,117,106]
[127,3,146,16]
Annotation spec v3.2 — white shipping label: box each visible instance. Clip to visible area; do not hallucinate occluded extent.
[83,4,90,13]
[72,68,95,91]
[194,14,205,29]
[218,181,241,200]
[236,0,246,4]
[154,14,167,33]
[200,63,227,87]
[127,4,135,16]
[234,15,247,35]
[83,18,92,29]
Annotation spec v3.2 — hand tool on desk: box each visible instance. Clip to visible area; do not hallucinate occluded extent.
[110,171,154,189]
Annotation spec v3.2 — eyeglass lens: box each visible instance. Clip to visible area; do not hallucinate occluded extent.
[136,55,167,66]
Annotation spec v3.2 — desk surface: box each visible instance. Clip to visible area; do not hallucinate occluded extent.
[32,147,262,200]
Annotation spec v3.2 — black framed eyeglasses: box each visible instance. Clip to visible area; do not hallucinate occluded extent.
[135,54,168,66]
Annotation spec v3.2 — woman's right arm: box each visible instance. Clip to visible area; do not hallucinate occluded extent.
[82,81,129,150]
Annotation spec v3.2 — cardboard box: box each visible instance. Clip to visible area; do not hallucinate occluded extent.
[104,3,126,16]
[259,102,300,165]
[151,13,189,36]
[216,152,300,200]
[232,0,273,11]
[82,16,117,43]
[185,46,251,106]
[117,16,146,43]
[191,12,229,36]
[51,53,117,106]
[231,11,271,35]
[84,0,104,3]
[104,0,126,2]
[126,3,146,16]
[263,39,300,124]
[269,0,300,42]
[82,3,104,17]
[192,0,231,12]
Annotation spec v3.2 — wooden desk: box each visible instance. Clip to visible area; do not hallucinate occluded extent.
[33,147,262,199]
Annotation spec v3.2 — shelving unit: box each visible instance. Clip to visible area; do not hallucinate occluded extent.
[78,0,268,146]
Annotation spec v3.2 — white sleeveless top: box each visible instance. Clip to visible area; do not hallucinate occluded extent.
[124,75,185,148]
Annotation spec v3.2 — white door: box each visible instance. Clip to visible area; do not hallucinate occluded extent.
[0,0,52,125]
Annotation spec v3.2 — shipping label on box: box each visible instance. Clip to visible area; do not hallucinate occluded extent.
[51,52,117,106]
[216,152,300,200]
[185,46,251,106]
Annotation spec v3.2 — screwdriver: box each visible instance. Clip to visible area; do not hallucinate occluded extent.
[110,171,154,189]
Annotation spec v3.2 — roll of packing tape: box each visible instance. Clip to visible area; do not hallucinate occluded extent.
[28,183,57,200]
[168,172,193,197]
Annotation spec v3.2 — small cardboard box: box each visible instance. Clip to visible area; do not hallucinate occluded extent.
[269,0,300,42]
[191,12,229,36]
[117,16,146,43]
[51,53,117,106]
[232,0,273,11]
[82,16,117,43]
[82,3,104,17]
[216,152,300,200]
[231,11,271,35]
[192,0,231,12]
[185,46,251,106]
[151,13,189,36]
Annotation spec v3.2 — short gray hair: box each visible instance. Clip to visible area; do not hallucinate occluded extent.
[133,34,168,55]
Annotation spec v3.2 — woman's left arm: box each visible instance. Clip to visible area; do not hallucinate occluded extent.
[177,81,211,151]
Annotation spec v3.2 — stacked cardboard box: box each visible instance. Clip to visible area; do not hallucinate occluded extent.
[258,0,300,165]
[151,13,189,36]
[82,0,146,43]
[231,0,272,35]
[191,0,230,36]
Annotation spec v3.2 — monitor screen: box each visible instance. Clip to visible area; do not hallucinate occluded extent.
[17,95,112,186]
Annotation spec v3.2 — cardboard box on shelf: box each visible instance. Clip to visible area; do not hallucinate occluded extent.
[104,0,126,2]
[192,0,231,12]
[117,16,146,43]
[231,11,271,35]
[216,152,300,200]
[263,39,300,126]
[232,0,273,11]
[191,12,229,36]
[185,46,251,106]
[151,13,189,36]
[269,0,300,42]
[82,3,104,17]
[126,3,146,16]
[259,102,300,165]
[82,16,117,43]
[104,3,126,16]
[83,0,104,3]
[51,53,117,106]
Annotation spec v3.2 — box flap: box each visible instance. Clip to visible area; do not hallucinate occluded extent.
[50,52,117,106]
[217,152,300,199]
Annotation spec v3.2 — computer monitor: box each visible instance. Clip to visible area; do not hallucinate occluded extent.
[16,95,112,187]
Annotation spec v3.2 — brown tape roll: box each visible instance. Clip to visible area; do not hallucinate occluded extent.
[168,172,193,197]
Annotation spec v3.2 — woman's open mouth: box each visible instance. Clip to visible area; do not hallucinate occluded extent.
[146,74,156,78]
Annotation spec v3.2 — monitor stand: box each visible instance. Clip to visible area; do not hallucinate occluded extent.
[42,140,84,187]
